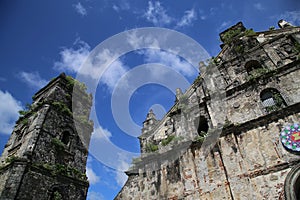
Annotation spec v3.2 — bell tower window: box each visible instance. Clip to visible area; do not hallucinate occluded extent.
[61,131,70,146]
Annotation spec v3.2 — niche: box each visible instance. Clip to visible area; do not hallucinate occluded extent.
[194,116,209,136]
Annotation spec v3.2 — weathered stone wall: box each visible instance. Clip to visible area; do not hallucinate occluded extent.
[116,23,300,199]
[15,166,88,200]
[220,113,300,199]
[223,62,300,125]
[117,113,300,199]
[0,162,27,199]
[0,74,93,200]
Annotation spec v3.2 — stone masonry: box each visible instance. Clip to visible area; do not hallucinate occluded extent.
[0,73,93,200]
[115,21,300,199]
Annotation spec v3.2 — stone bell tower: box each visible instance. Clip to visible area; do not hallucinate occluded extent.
[0,73,93,200]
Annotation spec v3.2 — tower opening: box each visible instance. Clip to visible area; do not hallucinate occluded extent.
[245,60,262,75]
[194,116,209,136]
[61,131,70,145]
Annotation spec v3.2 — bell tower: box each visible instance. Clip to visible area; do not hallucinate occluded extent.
[0,73,93,200]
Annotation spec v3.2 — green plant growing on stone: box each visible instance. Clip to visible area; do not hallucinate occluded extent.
[19,118,29,126]
[293,42,300,54]
[74,115,93,127]
[5,156,18,164]
[234,45,244,54]
[222,28,256,45]
[265,92,285,112]
[269,26,275,30]
[273,93,284,107]
[265,105,280,112]
[51,138,65,151]
[244,29,256,37]
[17,102,39,126]
[18,103,33,116]
[146,143,158,152]
[53,191,63,200]
[35,162,87,181]
[199,131,208,137]
[194,132,208,143]
[51,101,72,116]
[222,29,243,44]
[247,68,271,81]
[65,75,87,92]
[161,135,175,146]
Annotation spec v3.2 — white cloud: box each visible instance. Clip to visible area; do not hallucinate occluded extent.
[115,153,130,186]
[101,59,128,92]
[218,21,232,32]
[0,90,23,135]
[209,7,218,16]
[144,1,173,26]
[143,49,197,77]
[87,191,104,200]
[19,71,48,89]
[54,38,91,73]
[86,167,100,185]
[54,38,128,92]
[278,11,300,26]
[198,9,207,20]
[74,2,87,16]
[92,125,112,140]
[176,9,197,28]
[112,0,130,12]
[200,15,206,20]
[126,30,160,50]
[88,125,131,187]
[254,3,264,11]
[112,5,119,12]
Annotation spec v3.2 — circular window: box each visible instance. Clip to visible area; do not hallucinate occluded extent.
[280,123,300,152]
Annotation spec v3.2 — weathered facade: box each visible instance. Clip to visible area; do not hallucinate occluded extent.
[0,73,93,200]
[116,21,300,199]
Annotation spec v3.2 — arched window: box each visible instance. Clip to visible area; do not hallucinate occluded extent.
[61,131,70,145]
[260,88,287,112]
[194,116,209,136]
[245,60,262,75]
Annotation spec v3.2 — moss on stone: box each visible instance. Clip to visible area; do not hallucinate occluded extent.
[51,101,72,116]
[161,135,175,146]
[51,138,65,151]
[146,143,158,152]
[65,76,87,92]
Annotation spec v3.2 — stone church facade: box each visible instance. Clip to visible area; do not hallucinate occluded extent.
[116,21,300,199]
[0,73,93,200]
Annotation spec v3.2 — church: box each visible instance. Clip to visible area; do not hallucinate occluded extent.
[0,20,299,199]
[115,20,300,199]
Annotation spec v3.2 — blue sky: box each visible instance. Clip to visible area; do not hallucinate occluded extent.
[0,0,299,199]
